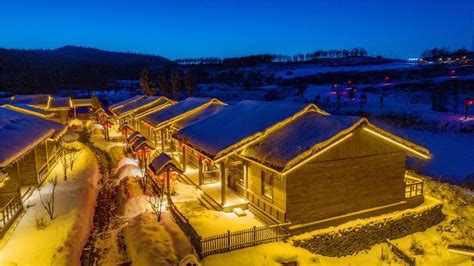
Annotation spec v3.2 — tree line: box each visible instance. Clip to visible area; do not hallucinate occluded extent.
[140,68,196,100]
[421,47,470,61]
[175,48,369,66]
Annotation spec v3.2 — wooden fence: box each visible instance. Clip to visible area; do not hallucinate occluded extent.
[168,199,290,259]
[0,193,23,238]
[405,176,424,199]
[386,239,416,266]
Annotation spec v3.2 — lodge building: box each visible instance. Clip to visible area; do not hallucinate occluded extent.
[114,96,431,232]
[0,107,66,238]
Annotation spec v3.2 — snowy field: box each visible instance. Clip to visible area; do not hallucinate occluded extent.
[277,62,417,79]
[0,144,99,265]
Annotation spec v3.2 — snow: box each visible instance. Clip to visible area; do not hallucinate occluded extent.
[202,242,318,265]
[174,200,264,237]
[142,97,215,127]
[113,96,168,117]
[0,107,66,167]
[108,95,145,111]
[175,100,309,159]
[277,62,417,79]
[116,164,143,180]
[123,212,179,266]
[0,143,100,265]
[242,111,362,170]
[10,94,50,107]
[173,103,227,130]
[48,97,71,109]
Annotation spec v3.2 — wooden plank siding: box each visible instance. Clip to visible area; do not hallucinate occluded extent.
[285,129,407,224]
[246,160,287,223]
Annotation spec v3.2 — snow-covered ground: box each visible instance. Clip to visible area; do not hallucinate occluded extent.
[0,143,100,265]
[277,62,417,79]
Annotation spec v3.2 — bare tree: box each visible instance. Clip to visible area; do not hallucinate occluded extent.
[67,146,82,171]
[147,188,165,221]
[38,175,58,220]
[60,146,69,181]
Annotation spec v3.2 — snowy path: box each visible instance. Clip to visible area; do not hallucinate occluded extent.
[81,139,130,265]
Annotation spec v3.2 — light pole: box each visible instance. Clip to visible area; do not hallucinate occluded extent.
[464,99,473,120]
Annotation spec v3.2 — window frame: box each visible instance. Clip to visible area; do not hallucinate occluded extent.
[261,170,274,200]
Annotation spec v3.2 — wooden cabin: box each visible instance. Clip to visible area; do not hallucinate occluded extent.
[174,101,431,230]
[3,95,93,123]
[0,107,66,238]
[109,95,173,127]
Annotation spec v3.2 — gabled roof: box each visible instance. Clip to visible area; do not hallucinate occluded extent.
[131,136,153,151]
[113,96,172,118]
[142,97,224,129]
[71,98,93,107]
[172,102,228,130]
[48,97,71,109]
[240,111,431,174]
[10,94,50,107]
[148,153,183,175]
[174,100,327,160]
[3,104,53,118]
[109,95,146,112]
[127,131,142,143]
[0,107,66,167]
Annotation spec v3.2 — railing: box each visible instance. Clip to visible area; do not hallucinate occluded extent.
[405,175,424,199]
[386,239,416,266]
[200,223,290,257]
[168,198,289,259]
[168,200,203,256]
[0,193,23,238]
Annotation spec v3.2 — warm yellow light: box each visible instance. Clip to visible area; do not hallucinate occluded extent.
[363,128,431,160]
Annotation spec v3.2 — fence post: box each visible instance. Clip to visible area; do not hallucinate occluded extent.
[253,226,256,245]
[227,230,231,251]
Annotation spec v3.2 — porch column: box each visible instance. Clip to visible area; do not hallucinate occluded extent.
[160,128,165,153]
[16,161,21,194]
[74,106,77,118]
[181,145,187,172]
[220,161,227,206]
[45,140,50,169]
[153,131,157,146]
[198,157,203,186]
[244,162,248,195]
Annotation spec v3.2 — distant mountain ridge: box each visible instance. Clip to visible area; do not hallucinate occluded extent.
[0,45,174,94]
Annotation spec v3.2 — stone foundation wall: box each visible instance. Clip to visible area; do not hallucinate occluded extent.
[292,204,444,257]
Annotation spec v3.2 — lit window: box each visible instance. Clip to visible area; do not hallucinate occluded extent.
[261,171,273,199]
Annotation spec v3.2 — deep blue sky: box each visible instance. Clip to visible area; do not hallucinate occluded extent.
[1,0,472,59]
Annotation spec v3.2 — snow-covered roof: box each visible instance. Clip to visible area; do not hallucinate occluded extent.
[241,112,363,170]
[0,107,67,167]
[148,153,182,174]
[10,94,50,107]
[173,103,228,130]
[49,97,71,109]
[127,131,142,143]
[71,98,93,107]
[109,95,146,111]
[241,111,432,172]
[131,136,153,151]
[113,96,170,117]
[3,104,53,118]
[142,97,223,128]
[174,100,319,160]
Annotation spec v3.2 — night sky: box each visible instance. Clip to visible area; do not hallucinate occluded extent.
[1,0,472,59]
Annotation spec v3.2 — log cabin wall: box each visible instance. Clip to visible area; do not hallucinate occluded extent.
[35,142,48,171]
[18,151,39,186]
[246,160,287,223]
[285,128,406,225]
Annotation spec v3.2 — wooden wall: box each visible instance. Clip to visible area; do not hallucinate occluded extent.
[18,151,38,186]
[285,129,406,224]
[0,164,21,205]
[246,160,287,222]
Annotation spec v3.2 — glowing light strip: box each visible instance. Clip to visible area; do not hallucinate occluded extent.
[283,133,353,175]
[363,128,431,160]
[236,154,283,175]
[4,105,51,118]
